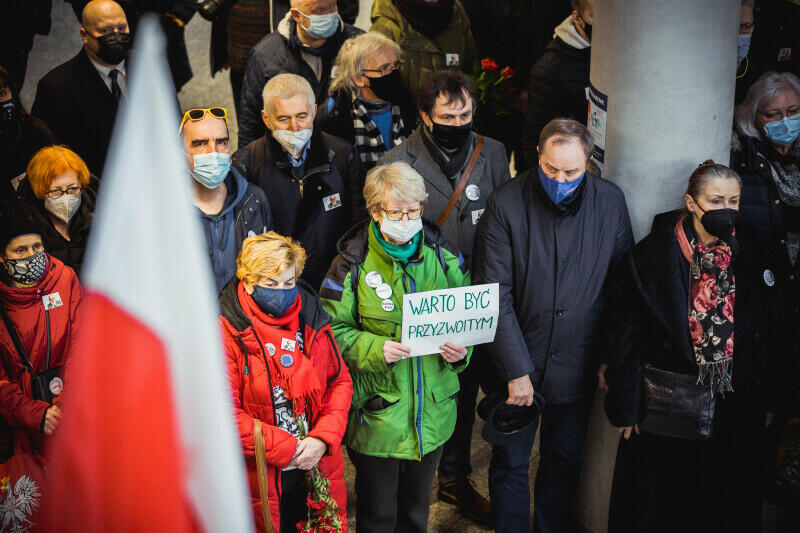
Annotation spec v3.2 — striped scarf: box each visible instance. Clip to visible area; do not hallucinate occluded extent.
[351,95,406,167]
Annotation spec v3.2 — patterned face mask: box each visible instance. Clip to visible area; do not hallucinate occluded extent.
[3,250,47,285]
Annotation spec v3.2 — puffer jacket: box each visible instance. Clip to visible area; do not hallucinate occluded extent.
[319,220,471,460]
[219,278,352,533]
[0,255,82,459]
[237,13,363,147]
[369,0,477,100]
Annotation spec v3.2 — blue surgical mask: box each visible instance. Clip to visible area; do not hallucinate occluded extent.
[251,285,299,317]
[295,9,340,39]
[537,165,584,204]
[191,152,230,188]
[763,113,800,146]
[738,33,751,63]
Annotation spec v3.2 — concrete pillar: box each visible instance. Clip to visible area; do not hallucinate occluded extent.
[575,1,740,532]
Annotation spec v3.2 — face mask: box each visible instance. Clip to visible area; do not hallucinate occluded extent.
[251,285,299,317]
[583,22,592,41]
[380,215,423,244]
[0,99,21,144]
[272,128,312,157]
[738,33,752,63]
[430,121,472,150]
[45,193,82,223]
[763,113,800,146]
[3,249,47,285]
[693,201,739,250]
[191,152,230,189]
[537,165,584,204]
[367,70,405,103]
[295,10,340,39]
[95,32,131,65]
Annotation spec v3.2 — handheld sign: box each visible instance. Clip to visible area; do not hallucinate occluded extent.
[401,283,499,357]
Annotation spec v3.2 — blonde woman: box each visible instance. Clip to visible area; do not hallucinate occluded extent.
[219,232,352,532]
[317,32,417,169]
[320,162,471,532]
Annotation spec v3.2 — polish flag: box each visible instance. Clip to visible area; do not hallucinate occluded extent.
[42,17,253,532]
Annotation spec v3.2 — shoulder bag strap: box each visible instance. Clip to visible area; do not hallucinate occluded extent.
[436,134,485,227]
[0,303,33,373]
[253,419,275,533]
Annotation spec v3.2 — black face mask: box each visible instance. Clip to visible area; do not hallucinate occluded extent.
[583,22,592,41]
[0,98,21,146]
[694,202,740,252]
[367,70,405,103]
[429,121,472,150]
[95,32,131,65]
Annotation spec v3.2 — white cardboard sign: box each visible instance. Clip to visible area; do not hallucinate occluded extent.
[401,283,499,357]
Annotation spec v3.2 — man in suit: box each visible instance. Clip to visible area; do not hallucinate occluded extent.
[32,0,131,176]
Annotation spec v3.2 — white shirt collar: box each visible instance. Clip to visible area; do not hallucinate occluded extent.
[88,55,126,80]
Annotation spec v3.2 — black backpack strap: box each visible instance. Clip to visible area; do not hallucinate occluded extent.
[0,304,33,374]
[350,262,362,327]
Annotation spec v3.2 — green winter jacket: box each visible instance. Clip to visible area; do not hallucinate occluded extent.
[370,0,478,100]
[320,219,472,460]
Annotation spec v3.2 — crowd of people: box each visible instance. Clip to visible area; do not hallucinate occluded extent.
[1,0,800,532]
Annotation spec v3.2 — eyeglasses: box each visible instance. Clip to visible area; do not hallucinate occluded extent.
[179,107,228,131]
[381,206,423,221]
[759,106,800,121]
[45,186,81,199]
[362,61,403,77]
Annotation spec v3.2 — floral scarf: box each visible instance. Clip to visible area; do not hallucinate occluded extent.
[675,217,735,394]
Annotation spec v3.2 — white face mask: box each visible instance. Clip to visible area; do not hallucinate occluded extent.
[272,128,312,157]
[45,193,82,223]
[380,215,423,244]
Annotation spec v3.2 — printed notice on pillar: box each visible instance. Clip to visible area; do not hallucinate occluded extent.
[587,83,608,173]
[401,283,499,357]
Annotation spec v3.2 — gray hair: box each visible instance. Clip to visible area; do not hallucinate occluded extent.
[261,73,316,115]
[538,118,595,161]
[363,162,429,214]
[329,32,403,96]
[734,71,800,138]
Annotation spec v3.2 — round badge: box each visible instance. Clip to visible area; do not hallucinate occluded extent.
[763,269,775,287]
[376,282,392,299]
[381,299,395,312]
[49,377,63,395]
[465,184,480,202]
[365,271,382,288]
[265,343,276,356]
[280,353,294,367]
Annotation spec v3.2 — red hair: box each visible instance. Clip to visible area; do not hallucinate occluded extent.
[26,145,90,200]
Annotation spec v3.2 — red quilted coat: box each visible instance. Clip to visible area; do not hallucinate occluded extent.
[0,255,82,457]
[219,278,352,532]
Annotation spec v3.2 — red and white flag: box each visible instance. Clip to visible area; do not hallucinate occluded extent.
[43,16,253,532]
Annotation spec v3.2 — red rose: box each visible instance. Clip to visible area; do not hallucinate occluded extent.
[500,66,515,78]
[724,337,734,359]
[692,274,718,312]
[310,498,326,510]
[714,251,731,270]
[689,316,704,344]
[481,58,499,72]
[722,293,735,322]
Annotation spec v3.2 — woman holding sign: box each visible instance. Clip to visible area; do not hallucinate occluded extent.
[320,161,472,533]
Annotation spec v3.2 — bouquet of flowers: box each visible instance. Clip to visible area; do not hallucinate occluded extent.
[471,57,516,119]
[295,421,345,532]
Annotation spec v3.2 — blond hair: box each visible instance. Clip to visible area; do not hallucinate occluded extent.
[262,73,316,115]
[329,32,403,95]
[363,162,428,215]
[236,232,307,283]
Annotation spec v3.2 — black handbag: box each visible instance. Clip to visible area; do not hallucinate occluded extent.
[0,303,63,404]
[638,364,716,440]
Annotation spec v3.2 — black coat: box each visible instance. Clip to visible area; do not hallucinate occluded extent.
[315,88,418,166]
[232,128,366,290]
[31,49,119,177]
[472,170,633,404]
[237,20,362,147]
[15,176,96,277]
[0,114,55,190]
[603,211,788,533]
[520,37,590,172]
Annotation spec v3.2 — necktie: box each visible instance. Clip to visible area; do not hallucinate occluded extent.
[109,69,123,103]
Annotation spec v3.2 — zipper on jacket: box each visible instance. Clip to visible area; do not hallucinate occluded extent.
[291,168,327,199]
[249,327,282,502]
[542,220,559,384]
[401,264,424,457]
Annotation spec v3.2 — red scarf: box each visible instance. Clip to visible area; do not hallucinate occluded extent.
[238,283,323,420]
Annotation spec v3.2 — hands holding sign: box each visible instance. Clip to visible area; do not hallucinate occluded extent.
[384,340,467,364]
